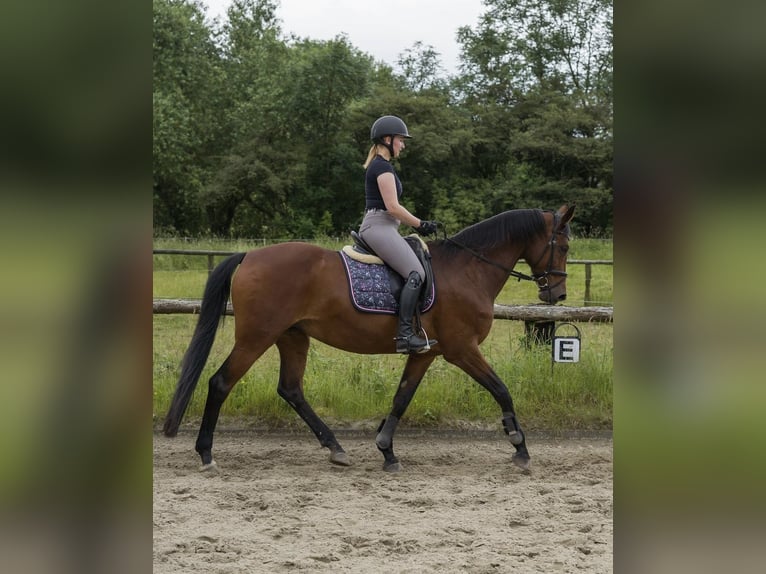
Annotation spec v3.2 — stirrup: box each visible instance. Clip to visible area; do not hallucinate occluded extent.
[394,331,436,355]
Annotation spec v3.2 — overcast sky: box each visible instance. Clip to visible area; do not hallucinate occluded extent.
[203,0,486,74]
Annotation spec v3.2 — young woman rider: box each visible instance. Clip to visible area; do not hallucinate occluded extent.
[357,115,439,354]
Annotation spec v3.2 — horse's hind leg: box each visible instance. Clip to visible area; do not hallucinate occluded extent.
[195,344,266,470]
[276,328,350,466]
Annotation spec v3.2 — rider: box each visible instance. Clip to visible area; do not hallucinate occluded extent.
[358,115,439,354]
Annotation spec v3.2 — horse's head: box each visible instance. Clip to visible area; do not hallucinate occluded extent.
[527,205,575,304]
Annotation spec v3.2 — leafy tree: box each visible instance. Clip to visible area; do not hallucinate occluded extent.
[455,0,613,233]
[218,0,285,144]
[200,0,294,235]
[151,0,613,237]
[395,41,449,93]
[503,86,612,232]
[153,0,223,233]
[282,36,375,235]
[457,0,612,100]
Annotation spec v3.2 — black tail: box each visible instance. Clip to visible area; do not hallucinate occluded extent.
[162,252,247,437]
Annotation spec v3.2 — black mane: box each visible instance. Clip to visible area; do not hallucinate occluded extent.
[438,209,547,255]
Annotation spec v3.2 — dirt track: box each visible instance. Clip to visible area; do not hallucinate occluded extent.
[153,430,612,573]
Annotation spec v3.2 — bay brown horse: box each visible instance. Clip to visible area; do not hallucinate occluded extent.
[163,205,575,472]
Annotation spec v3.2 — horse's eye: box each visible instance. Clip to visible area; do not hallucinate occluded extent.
[560,245,569,254]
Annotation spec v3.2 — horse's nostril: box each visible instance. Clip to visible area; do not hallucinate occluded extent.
[558,293,566,301]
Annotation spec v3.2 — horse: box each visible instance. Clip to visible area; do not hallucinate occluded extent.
[162,205,575,472]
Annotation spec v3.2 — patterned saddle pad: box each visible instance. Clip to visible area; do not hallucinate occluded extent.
[338,251,435,315]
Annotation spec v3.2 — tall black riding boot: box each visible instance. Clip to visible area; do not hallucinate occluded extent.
[395,271,437,354]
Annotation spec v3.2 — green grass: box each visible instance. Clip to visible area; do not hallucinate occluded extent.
[153,236,612,431]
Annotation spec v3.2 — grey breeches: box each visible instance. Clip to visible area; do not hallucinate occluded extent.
[359,210,425,282]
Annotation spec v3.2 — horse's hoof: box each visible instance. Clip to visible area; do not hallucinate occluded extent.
[329,450,351,466]
[199,460,219,475]
[383,461,402,473]
[512,452,531,472]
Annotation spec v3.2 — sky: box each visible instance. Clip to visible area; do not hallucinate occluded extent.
[202,0,487,74]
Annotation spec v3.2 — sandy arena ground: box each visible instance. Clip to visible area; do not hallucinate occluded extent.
[154,430,612,573]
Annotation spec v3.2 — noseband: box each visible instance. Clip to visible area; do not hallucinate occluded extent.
[445,212,568,292]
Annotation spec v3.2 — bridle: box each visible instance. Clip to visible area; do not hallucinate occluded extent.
[444,212,569,293]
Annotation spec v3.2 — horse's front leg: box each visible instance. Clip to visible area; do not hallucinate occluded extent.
[446,347,531,471]
[376,353,436,472]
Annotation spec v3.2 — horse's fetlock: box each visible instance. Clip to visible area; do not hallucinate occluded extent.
[376,415,399,451]
[502,413,525,446]
[375,434,391,450]
[508,430,524,446]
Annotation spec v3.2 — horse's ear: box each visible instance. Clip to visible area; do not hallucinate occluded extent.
[556,204,575,230]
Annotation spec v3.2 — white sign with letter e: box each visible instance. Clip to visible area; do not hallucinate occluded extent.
[551,323,582,364]
[553,337,580,362]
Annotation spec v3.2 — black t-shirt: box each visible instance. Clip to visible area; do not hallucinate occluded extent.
[365,155,402,210]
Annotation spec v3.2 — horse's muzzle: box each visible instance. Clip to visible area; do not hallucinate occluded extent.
[538,290,566,304]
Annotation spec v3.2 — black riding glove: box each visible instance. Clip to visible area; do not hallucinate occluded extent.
[415,220,438,236]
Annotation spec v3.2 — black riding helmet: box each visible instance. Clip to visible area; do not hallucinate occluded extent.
[370,115,411,157]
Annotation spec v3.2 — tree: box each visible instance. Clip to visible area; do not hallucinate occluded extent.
[218,0,285,146]
[457,0,612,99]
[152,0,613,236]
[395,41,449,93]
[152,0,224,233]
[200,0,293,235]
[455,0,613,233]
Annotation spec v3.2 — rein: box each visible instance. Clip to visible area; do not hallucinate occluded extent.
[441,212,568,290]
[444,237,536,282]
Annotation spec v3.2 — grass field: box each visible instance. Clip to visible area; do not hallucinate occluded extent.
[153,236,612,431]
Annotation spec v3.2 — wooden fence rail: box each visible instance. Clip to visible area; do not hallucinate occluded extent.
[152,298,613,323]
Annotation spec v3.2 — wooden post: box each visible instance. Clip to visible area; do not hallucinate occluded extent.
[584,263,592,306]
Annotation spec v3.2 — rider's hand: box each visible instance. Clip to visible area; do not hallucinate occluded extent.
[415,220,438,236]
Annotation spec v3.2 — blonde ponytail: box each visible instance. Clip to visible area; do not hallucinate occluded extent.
[363,145,378,169]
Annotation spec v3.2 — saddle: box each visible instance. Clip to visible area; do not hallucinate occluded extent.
[338,232,436,315]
